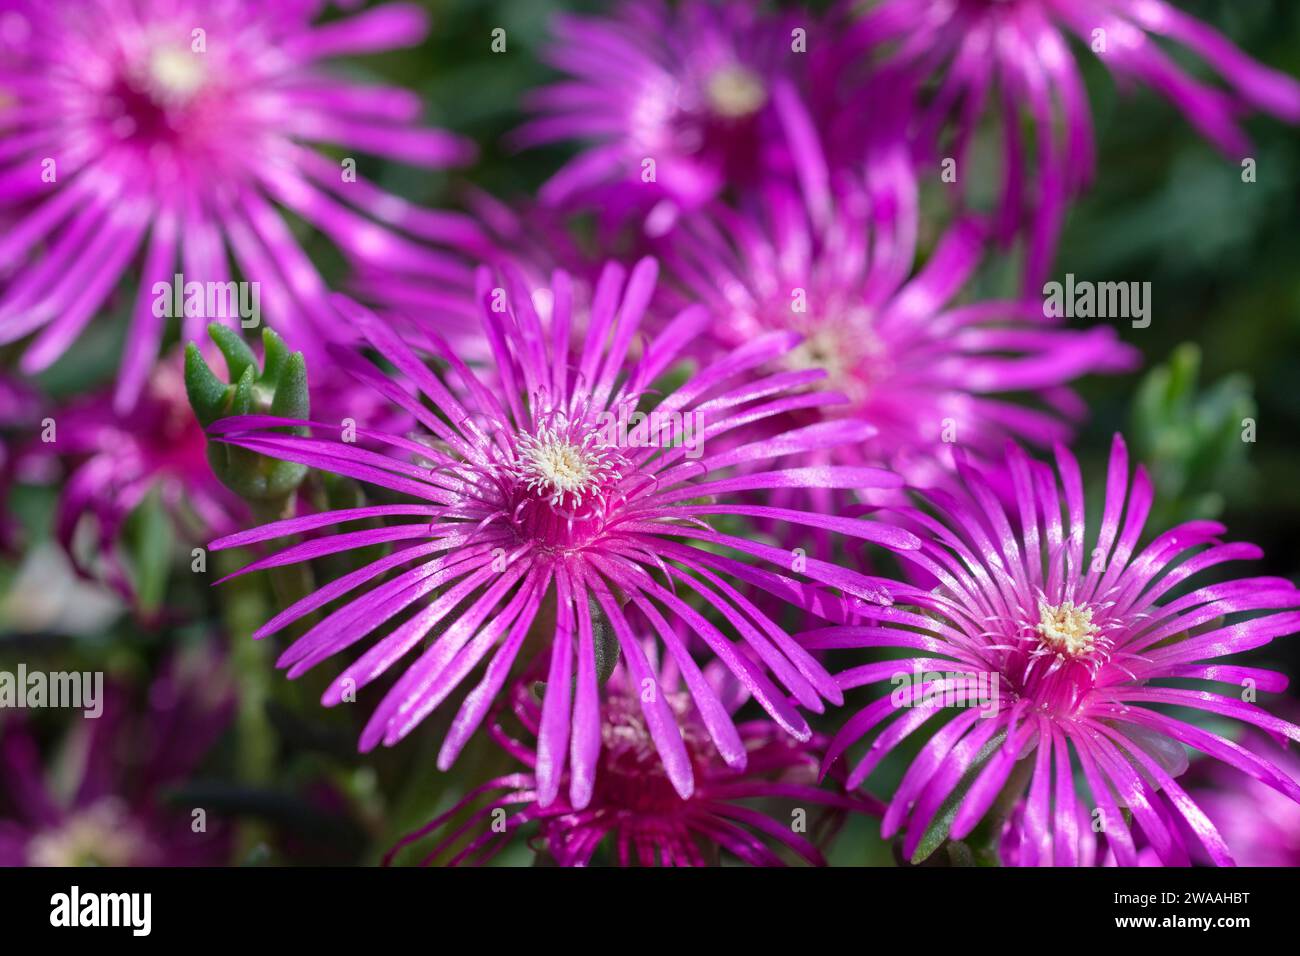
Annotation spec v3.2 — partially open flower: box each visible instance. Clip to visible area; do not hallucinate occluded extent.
[386,660,880,867]
[832,0,1300,286]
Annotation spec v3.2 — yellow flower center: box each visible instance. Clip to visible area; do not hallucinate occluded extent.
[28,800,148,867]
[706,65,767,119]
[148,47,207,100]
[1034,600,1100,658]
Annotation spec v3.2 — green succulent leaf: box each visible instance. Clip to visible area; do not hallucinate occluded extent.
[184,342,234,428]
[184,326,311,505]
[1131,343,1256,527]
[209,322,259,386]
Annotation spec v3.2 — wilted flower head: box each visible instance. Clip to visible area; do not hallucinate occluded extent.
[0,0,475,411]
[208,255,925,808]
[810,435,1300,865]
[386,660,879,866]
[664,142,1137,489]
[515,0,810,235]
[0,648,234,866]
[833,0,1300,284]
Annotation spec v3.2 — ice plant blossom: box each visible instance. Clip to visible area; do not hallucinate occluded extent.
[206,256,926,809]
[46,349,246,605]
[515,0,810,235]
[834,0,1300,285]
[385,662,879,866]
[664,155,1137,490]
[0,0,477,411]
[808,435,1300,866]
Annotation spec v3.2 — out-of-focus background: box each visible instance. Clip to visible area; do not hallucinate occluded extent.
[1,0,1297,866]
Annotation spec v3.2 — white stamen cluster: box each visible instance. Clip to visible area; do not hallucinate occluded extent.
[602,691,707,762]
[512,419,624,510]
[27,799,148,867]
[1033,599,1100,658]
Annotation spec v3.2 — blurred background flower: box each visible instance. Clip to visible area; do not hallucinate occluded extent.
[0,646,235,866]
[0,0,474,409]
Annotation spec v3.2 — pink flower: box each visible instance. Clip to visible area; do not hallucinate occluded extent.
[208,256,926,807]
[0,0,476,410]
[662,137,1138,490]
[834,0,1300,286]
[810,435,1300,865]
[514,0,811,235]
[41,350,246,606]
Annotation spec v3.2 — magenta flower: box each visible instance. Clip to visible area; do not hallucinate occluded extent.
[207,256,926,808]
[41,350,246,604]
[663,153,1138,489]
[0,0,475,411]
[834,0,1300,285]
[0,649,235,866]
[809,434,1300,866]
[514,0,809,235]
[386,663,880,867]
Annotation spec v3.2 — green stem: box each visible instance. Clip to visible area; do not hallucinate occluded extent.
[216,548,275,860]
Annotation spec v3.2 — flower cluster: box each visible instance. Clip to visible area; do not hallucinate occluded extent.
[1,0,1298,870]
